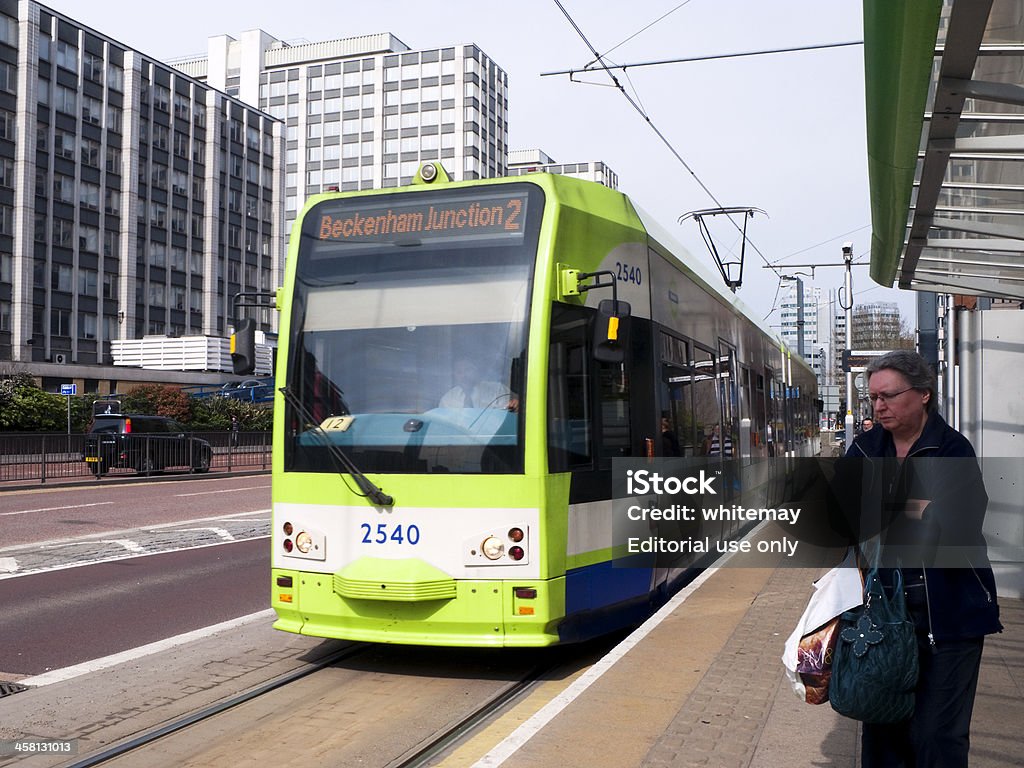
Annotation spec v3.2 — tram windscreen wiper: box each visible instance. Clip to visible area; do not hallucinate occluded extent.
[278,386,394,507]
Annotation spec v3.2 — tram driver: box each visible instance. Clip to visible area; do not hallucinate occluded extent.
[439,358,518,411]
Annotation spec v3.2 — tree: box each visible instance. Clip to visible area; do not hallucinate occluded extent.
[0,378,66,431]
[121,384,193,422]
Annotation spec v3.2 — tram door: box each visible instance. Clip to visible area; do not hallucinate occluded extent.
[657,331,691,457]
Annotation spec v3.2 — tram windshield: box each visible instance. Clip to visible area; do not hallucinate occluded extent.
[284,184,542,474]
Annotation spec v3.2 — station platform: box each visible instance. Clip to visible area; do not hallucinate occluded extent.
[455,553,1024,768]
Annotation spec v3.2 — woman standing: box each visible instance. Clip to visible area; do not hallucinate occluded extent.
[845,350,1002,767]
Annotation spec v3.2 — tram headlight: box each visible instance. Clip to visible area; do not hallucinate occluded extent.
[295,531,314,554]
[481,536,505,560]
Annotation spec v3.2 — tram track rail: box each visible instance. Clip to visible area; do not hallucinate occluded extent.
[60,643,572,768]
[387,658,559,768]
[63,643,367,768]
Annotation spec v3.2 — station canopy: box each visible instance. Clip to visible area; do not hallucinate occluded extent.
[865,0,1024,300]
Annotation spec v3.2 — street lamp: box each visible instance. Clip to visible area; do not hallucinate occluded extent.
[842,242,854,453]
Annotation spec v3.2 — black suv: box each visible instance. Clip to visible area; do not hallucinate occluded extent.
[83,413,212,476]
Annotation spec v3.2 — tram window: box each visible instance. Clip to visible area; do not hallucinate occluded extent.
[662,363,696,455]
[548,304,592,472]
[690,347,719,455]
[717,342,737,454]
[597,363,631,465]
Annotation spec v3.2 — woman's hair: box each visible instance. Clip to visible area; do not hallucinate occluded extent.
[865,350,937,413]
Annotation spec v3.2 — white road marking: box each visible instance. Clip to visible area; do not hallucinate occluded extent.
[0,509,271,555]
[175,527,235,541]
[0,501,115,517]
[0,557,18,573]
[0,536,270,580]
[103,539,146,554]
[19,610,275,687]
[174,485,271,497]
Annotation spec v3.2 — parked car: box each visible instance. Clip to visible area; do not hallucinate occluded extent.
[220,378,274,402]
[83,412,212,476]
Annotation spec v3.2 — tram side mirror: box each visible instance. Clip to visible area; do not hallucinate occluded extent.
[593,299,631,363]
[230,318,257,376]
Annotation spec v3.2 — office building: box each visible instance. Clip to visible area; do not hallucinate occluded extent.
[852,300,904,350]
[172,30,508,235]
[0,1,284,392]
[778,279,825,379]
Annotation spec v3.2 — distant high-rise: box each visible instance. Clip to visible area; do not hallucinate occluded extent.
[172,30,508,236]
[778,279,825,382]
[852,301,904,350]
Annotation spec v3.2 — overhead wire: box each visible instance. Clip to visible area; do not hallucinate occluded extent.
[584,0,695,67]
[546,40,865,77]
[550,0,785,284]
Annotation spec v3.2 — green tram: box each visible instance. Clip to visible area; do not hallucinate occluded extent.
[264,164,819,646]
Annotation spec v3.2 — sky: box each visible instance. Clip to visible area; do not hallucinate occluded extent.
[45,0,917,328]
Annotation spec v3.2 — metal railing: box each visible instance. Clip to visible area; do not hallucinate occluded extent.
[0,431,271,484]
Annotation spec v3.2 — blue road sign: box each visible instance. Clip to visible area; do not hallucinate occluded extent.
[60,383,77,396]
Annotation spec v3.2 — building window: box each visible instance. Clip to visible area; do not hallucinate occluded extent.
[103,272,118,300]
[0,15,16,48]
[83,52,103,83]
[80,313,98,340]
[107,64,124,92]
[79,268,98,297]
[52,264,73,292]
[51,308,72,336]
[79,182,100,210]
[55,41,78,73]
[79,225,99,253]
[81,137,101,167]
[82,95,102,125]
[107,105,123,133]
[55,85,77,115]
[0,108,14,141]
[154,85,170,112]
[106,145,121,174]
[103,230,119,258]
[105,189,121,216]
[53,174,74,203]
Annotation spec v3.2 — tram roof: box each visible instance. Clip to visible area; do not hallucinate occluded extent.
[865,0,1024,300]
[632,202,805,368]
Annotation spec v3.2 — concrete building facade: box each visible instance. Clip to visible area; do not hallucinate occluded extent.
[0,1,284,392]
[172,30,509,235]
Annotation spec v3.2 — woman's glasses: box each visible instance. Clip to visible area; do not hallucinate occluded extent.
[868,387,914,404]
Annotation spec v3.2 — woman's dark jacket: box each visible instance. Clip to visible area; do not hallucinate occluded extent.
[841,410,1002,642]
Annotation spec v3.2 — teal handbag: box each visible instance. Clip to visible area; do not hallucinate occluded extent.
[829,568,919,723]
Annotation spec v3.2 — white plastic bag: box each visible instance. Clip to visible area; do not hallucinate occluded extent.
[782,548,864,703]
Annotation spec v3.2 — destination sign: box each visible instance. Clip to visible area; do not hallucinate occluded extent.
[313,191,529,245]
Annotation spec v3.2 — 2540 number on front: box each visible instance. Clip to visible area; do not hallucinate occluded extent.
[360,522,421,545]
